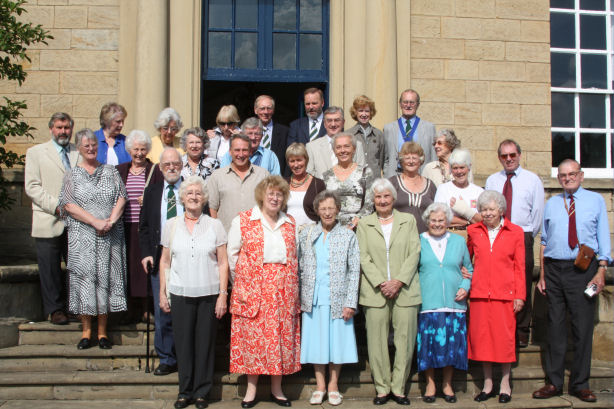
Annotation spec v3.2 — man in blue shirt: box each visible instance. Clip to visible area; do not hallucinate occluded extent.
[219,117,280,175]
[533,159,610,403]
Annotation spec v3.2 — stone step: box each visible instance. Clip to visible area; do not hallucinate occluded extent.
[0,365,612,401]
[17,322,151,346]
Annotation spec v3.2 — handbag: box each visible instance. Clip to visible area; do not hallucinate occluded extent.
[574,244,595,271]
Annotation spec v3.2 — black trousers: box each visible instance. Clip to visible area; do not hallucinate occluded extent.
[516,233,534,334]
[171,294,218,400]
[543,257,597,392]
[35,233,68,316]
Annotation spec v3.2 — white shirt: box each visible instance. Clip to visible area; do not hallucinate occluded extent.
[425,232,449,263]
[485,166,544,236]
[487,218,504,250]
[312,112,324,135]
[161,215,227,297]
[160,180,184,243]
[381,222,393,280]
[227,206,294,280]
[434,181,484,219]
[106,146,119,165]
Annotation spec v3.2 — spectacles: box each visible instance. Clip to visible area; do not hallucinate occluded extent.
[267,192,284,200]
[161,126,180,132]
[160,161,182,169]
[218,122,236,127]
[558,171,582,179]
[432,140,446,147]
[499,153,518,159]
[400,101,418,107]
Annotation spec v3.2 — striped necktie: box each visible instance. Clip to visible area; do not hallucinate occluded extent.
[167,185,176,219]
[61,147,71,171]
[568,194,578,249]
[405,118,412,137]
[262,127,271,149]
[309,120,318,141]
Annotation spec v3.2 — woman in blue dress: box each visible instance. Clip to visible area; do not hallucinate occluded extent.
[417,202,472,403]
[297,190,360,406]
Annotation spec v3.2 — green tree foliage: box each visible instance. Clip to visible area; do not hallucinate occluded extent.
[0,0,52,210]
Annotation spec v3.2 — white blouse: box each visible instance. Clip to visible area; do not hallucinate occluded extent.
[424,232,450,262]
[381,222,393,280]
[161,215,227,297]
[227,206,294,280]
[286,190,313,228]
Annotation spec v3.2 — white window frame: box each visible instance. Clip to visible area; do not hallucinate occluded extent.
[550,1,613,179]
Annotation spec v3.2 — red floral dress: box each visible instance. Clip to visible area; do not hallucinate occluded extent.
[229,209,301,375]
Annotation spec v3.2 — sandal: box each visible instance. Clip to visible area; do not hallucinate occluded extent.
[328,391,343,406]
[309,390,326,405]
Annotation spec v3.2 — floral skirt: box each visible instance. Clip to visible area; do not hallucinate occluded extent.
[416,311,467,372]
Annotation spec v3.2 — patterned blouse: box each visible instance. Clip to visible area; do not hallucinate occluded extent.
[322,164,375,227]
[180,153,218,182]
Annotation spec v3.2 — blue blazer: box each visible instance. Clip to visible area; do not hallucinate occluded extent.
[95,128,131,164]
[287,116,327,146]
[418,232,472,311]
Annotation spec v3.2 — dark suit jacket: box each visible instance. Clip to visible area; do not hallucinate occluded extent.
[138,182,165,270]
[270,123,290,176]
[287,116,327,146]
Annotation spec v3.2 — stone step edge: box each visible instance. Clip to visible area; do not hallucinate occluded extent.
[0,344,156,358]
[1,366,612,386]
[18,322,150,331]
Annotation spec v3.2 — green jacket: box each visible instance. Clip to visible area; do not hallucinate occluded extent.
[357,210,421,308]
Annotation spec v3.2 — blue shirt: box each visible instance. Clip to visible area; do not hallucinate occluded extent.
[397,116,417,150]
[95,128,131,165]
[219,146,281,175]
[542,187,611,262]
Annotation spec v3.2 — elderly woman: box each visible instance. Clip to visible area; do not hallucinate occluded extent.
[179,127,218,182]
[116,130,162,321]
[322,132,374,229]
[434,149,483,237]
[228,176,301,408]
[283,142,326,230]
[158,175,229,409]
[95,102,131,165]
[389,142,437,234]
[206,105,241,164]
[347,95,388,177]
[467,191,526,404]
[417,203,473,404]
[357,178,421,406]
[421,129,473,187]
[59,128,128,350]
[298,190,359,406]
[147,107,185,163]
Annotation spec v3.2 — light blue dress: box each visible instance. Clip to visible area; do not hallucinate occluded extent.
[300,233,358,364]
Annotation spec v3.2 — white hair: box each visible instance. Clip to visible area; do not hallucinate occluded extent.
[370,178,397,201]
[178,175,208,207]
[477,190,507,214]
[448,148,472,168]
[125,129,152,152]
[154,107,183,131]
[422,202,453,225]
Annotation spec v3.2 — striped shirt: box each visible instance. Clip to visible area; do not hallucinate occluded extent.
[125,171,146,223]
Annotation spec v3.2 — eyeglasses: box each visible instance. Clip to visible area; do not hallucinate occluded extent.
[432,140,446,147]
[160,161,182,169]
[499,153,518,159]
[558,171,582,179]
[218,122,236,127]
[161,126,180,132]
[400,101,418,107]
[266,192,284,200]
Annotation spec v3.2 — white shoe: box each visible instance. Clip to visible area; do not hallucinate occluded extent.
[328,391,343,406]
[309,390,325,405]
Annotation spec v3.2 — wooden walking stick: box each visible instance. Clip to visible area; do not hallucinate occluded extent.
[145,261,152,373]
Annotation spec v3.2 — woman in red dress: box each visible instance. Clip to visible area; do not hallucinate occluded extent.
[227,176,301,408]
[467,190,525,404]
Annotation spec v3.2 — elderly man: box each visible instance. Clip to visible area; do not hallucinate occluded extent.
[383,89,436,177]
[206,134,269,231]
[25,112,80,325]
[485,139,544,347]
[139,148,185,376]
[219,117,280,175]
[254,95,289,175]
[305,106,366,179]
[533,159,611,403]
[288,87,327,145]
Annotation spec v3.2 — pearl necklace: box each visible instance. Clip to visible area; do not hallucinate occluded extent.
[378,214,393,221]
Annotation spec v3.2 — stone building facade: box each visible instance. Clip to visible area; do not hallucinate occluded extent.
[0,0,612,262]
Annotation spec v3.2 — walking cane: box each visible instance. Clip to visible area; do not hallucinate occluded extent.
[145,261,152,373]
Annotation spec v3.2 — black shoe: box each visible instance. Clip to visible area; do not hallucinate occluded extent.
[241,399,256,408]
[444,394,457,403]
[422,395,436,403]
[195,398,208,409]
[499,393,511,403]
[51,310,69,325]
[474,390,497,402]
[98,336,112,349]
[154,363,178,376]
[174,398,191,409]
[270,394,291,407]
[389,394,410,405]
[77,338,91,350]
[373,395,390,405]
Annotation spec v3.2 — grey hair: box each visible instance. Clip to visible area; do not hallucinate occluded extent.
[324,106,344,119]
[48,112,74,129]
[313,190,341,213]
[331,132,356,150]
[497,139,522,156]
[154,107,183,131]
[241,117,263,133]
[422,202,453,225]
[437,128,461,150]
[158,147,181,164]
[75,128,97,149]
[125,129,152,152]
[477,190,507,214]
[229,133,251,148]
[180,127,210,151]
[370,178,397,201]
[178,175,208,207]
[448,148,472,168]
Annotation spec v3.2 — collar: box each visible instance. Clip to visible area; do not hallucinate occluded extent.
[311,112,323,124]
[263,121,273,132]
[564,186,584,199]
[400,115,417,125]
[226,163,254,174]
[249,205,294,227]
[487,218,504,232]
[163,179,181,190]
[51,138,70,153]
[500,165,521,177]
[251,146,264,157]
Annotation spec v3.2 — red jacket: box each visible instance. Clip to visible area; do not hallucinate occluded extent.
[467,219,526,301]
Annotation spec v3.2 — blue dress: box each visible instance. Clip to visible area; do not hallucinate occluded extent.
[300,233,358,364]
